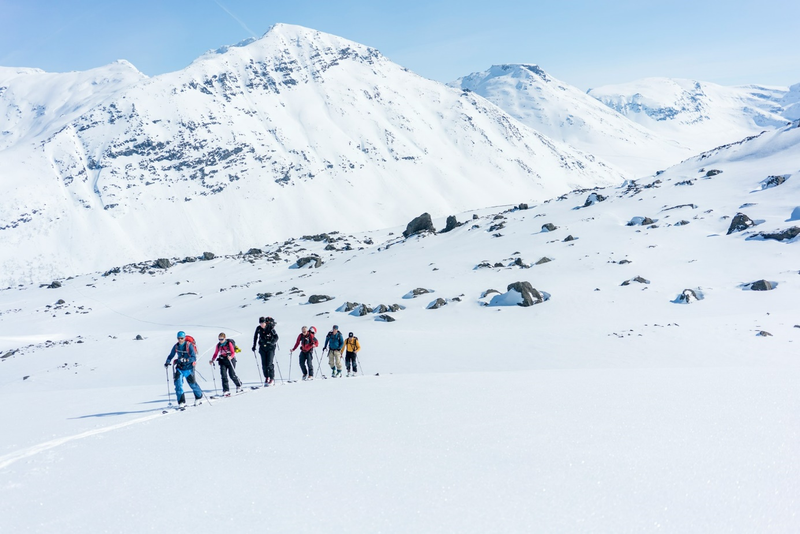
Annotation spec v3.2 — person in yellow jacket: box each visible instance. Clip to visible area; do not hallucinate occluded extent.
[344,332,361,376]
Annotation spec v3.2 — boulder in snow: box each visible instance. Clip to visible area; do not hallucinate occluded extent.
[376,314,396,322]
[583,192,606,207]
[749,280,776,291]
[154,258,172,269]
[753,227,800,242]
[761,174,789,190]
[541,223,557,232]
[295,255,323,268]
[427,298,448,310]
[727,213,754,234]
[403,213,435,238]
[489,281,549,307]
[308,295,333,304]
[440,215,461,233]
[403,288,433,299]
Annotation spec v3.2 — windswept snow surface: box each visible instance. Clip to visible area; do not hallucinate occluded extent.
[589,78,796,153]
[0,24,624,287]
[1,118,800,532]
[452,65,691,177]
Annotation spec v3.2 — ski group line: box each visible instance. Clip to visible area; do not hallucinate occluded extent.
[164,317,363,410]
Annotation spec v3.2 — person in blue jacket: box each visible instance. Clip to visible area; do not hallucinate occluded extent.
[323,324,345,378]
[164,331,204,407]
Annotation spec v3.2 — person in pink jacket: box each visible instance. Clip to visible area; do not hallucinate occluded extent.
[210,333,243,396]
[291,326,319,380]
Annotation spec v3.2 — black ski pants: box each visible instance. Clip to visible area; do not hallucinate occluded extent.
[345,351,358,372]
[259,344,275,381]
[299,350,314,377]
[218,357,242,392]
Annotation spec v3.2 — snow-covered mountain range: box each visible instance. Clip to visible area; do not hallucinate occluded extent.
[589,78,799,152]
[450,64,692,177]
[0,24,624,287]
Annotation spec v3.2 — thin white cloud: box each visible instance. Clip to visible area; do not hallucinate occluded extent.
[213,1,257,38]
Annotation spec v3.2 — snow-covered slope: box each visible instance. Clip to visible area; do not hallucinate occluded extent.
[1,119,799,533]
[0,24,625,287]
[589,77,797,152]
[0,61,146,151]
[451,64,692,177]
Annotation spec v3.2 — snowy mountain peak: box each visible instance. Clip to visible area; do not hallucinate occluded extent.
[451,64,690,177]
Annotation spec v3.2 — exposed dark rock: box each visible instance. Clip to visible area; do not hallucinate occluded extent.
[518,203,529,210]
[475,262,492,269]
[622,276,650,286]
[506,281,544,307]
[674,220,690,226]
[627,217,654,226]
[245,248,263,255]
[376,314,396,322]
[755,227,800,242]
[296,256,323,268]
[481,289,500,298]
[676,289,698,303]
[389,304,404,312]
[353,304,373,316]
[757,330,773,337]
[541,222,557,232]
[513,257,529,268]
[341,301,360,312]
[493,262,504,268]
[618,259,632,264]
[308,295,333,304]
[583,192,607,207]
[727,213,754,234]
[761,175,789,189]
[374,304,389,313]
[472,214,479,220]
[103,267,121,277]
[411,288,431,297]
[427,298,448,309]
[47,281,62,289]
[56,299,66,305]
[403,213,435,238]
[182,257,197,263]
[535,257,552,265]
[202,252,216,260]
[563,235,575,242]
[135,335,144,340]
[705,169,723,177]
[154,258,172,269]
[256,292,273,301]
[440,215,461,233]
[750,280,774,291]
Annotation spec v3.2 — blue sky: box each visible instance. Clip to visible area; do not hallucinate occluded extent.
[1,0,798,90]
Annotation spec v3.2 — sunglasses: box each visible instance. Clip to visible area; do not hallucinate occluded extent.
[178,337,185,340]
[219,338,226,341]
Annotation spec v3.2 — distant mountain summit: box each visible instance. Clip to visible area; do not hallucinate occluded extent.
[588,77,797,152]
[451,64,691,177]
[0,24,623,285]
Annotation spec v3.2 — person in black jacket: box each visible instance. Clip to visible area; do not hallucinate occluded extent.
[252,316,279,386]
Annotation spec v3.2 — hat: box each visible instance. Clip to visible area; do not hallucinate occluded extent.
[177,331,186,339]
[332,324,339,330]
[309,326,317,334]
[348,332,354,337]
[259,317,266,323]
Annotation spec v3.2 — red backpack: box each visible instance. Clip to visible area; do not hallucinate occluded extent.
[184,335,198,357]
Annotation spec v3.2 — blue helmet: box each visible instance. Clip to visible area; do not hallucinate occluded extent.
[177,331,186,339]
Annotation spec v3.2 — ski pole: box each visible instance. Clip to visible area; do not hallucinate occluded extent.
[165,366,173,406]
[252,349,264,385]
[288,349,293,382]
[210,361,218,396]
[357,355,365,376]
[275,354,284,383]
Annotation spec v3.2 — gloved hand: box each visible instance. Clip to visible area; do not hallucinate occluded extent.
[209,359,214,365]
[251,346,256,352]
[164,362,169,368]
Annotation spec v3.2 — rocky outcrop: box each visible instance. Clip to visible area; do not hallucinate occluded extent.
[427,298,448,310]
[583,192,606,207]
[750,280,774,291]
[541,223,557,232]
[296,255,323,268]
[506,281,545,307]
[440,215,461,233]
[403,213,435,238]
[727,213,754,234]
[755,227,800,242]
[154,258,172,269]
[308,295,333,304]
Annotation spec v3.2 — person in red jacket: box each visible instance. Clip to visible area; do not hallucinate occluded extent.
[210,333,242,396]
[291,326,319,380]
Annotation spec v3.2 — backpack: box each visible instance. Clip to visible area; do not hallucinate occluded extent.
[184,335,198,357]
[227,338,241,354]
